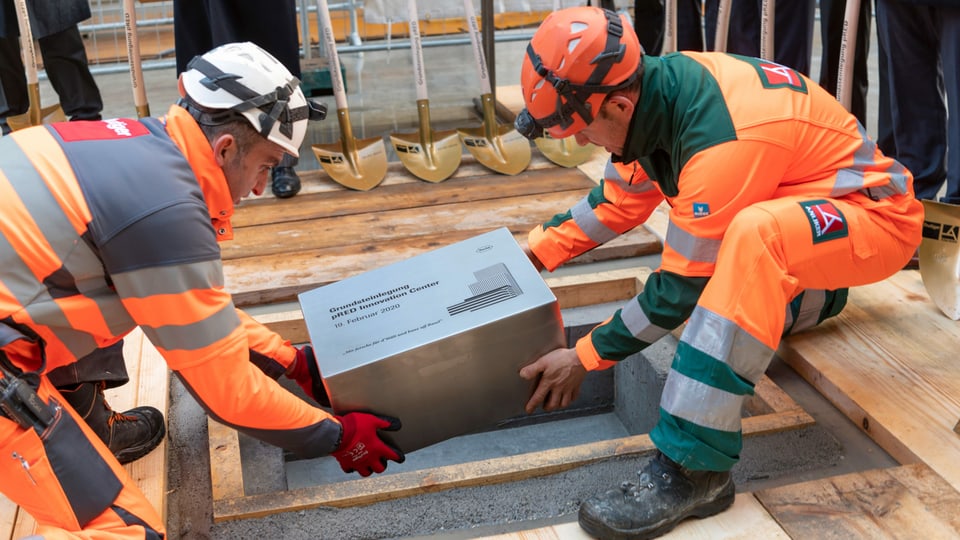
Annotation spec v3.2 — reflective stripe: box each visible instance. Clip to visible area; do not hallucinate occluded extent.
[141,302,240,352]
[603,161,658,194]
[836,124,908,199]
[1,135,134,342]
[110,260,224,298]
[791,289,826,334]
[571,197,618,244]
[684,307,773,384]
[665,219,722,264]
[620,298,671,343]
[661,370,744,432]
[604,160,626,182]
[867,158,910,199]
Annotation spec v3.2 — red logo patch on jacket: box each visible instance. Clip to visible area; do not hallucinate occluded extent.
[52,118,149,142]
[800,199,848,243]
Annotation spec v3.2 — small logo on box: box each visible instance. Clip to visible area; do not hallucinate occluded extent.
[448,263,523,315]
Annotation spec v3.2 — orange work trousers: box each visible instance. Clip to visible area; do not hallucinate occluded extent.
[651,191,922,471]
[0,375,165,539]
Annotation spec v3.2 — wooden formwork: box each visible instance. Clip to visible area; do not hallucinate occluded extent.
[207,268,816,522]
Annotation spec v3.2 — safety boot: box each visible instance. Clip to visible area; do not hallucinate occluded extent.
[59,382,166,465]
[578,451,735,540]
[271,165,302,198]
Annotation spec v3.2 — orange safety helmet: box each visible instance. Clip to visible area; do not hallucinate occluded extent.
[516,7,643,140]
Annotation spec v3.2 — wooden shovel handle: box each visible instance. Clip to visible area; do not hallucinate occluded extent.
[714,0,731,52]
[12,0,38,85]
[123,0,150,117]
[462,0,492,95]
[407,0,429,102]
[760,0,775,61]
[837,0,861,112]
[316,0,349,111]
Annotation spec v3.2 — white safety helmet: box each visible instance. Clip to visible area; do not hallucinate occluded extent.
[177,42,325,157]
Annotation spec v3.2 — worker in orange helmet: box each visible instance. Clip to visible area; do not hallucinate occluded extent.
[515,7,923,539]
[0,42,402,539]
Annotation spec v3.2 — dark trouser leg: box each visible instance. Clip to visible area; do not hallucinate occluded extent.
[940,7,960,203]
[50,342,166,465]
[37,26,103,121]
[876,0,946,201]
[0,33,28,134]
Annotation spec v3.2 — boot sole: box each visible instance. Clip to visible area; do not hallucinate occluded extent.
[114,421,167,465]
[578,484,735,540]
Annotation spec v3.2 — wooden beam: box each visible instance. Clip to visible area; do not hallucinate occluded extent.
[209,373,811,521]
[756,463,960,538]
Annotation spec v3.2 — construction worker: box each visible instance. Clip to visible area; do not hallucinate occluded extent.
[0,42,402,538]
[513,7,923,539]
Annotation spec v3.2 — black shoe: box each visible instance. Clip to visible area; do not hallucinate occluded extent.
[59,381,166,465]
[578,451,735,540]
[271,166,302,198]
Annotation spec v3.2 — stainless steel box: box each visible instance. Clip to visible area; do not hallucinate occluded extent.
[298,228,565,453]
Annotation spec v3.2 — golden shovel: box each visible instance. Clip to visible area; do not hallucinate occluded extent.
[389,0,461,183]
[533,132,597,168]
[919,200,960,320]
[457,0,531,176]
[7,0,65,131]
[311,0,387,191]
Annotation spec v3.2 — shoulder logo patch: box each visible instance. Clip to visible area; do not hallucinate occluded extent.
[739,56,808,93]
[693,202,710,218]
[52,118,149,142]
[800,200,848,243]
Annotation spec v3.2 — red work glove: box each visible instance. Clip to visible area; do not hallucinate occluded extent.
[332,412,405,477]
[286,346,330,407]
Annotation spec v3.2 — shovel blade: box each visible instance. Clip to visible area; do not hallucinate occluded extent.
[390,128,462,183]
[919,199,960,320]
[534,135,597,168]
[312,135,388,192]
[8,84,65,131]
[457,123,531,176]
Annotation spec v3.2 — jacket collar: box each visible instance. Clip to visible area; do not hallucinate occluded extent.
[616,56,672,164]
[161,104,235,241]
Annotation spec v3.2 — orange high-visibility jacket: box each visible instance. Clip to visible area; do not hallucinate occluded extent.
[0,106,340,457]
[529,52,917,370]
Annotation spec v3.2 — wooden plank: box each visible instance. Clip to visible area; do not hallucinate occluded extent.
[209,373,810,521]
[0,495,18,540]
[209,418,245,501]
[221,189,593,261]
[240,153,561,207]
[474,493,790,539]
[756,463,960,538]
[123,334,170,521]
[224,226,661,307]
[779,271,960,492]
[232,167,594,229]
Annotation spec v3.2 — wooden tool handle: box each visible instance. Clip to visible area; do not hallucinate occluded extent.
[123,0,150,117]
[12,0,38,85]
[316,0,349,110]
[462,0,492,95]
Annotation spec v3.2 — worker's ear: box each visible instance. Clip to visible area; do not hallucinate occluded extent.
[211,133,237,167]
[604,93,635,119]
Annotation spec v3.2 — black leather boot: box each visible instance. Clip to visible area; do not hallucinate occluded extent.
[578,451,735,539]
[271,165,302,198]
[59,381,166,465]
